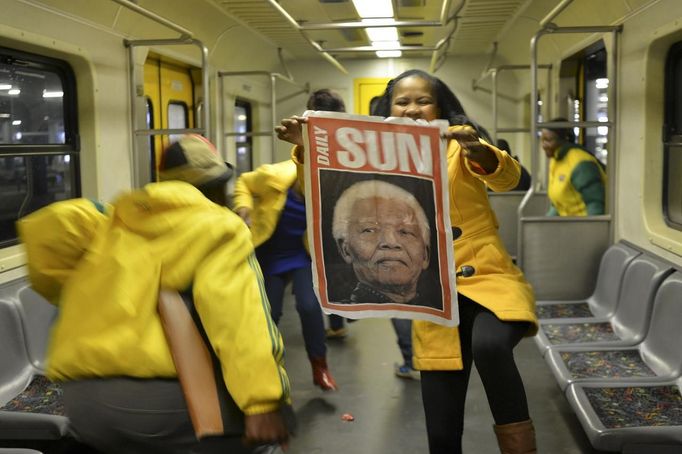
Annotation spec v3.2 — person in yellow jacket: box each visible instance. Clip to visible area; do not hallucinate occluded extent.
[232,89,342,392]
[276,69,539,454]
[541,118,607,216]
[17,135,291,454]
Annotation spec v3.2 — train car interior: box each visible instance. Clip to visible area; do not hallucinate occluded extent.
[2,0,682,453]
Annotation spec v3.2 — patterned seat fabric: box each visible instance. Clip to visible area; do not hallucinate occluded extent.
[544,322,620,344]
[536,302,593,319]
[0,376,64,416]
[585,385,682,429]
[561,350,656,379]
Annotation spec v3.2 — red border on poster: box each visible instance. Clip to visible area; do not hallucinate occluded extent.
[302,112,457,327]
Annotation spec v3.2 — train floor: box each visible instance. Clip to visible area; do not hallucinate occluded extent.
[277,292,610,454]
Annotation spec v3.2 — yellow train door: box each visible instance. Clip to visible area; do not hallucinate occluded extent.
[354,77,391,115]
[143,55,196,181]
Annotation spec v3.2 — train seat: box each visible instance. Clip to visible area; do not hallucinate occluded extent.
[0,450,44,453]
[566,377,682,452]
[0,295,68,440]
[535,242,640,320]
[545,271,682,391]
[15,287,58,372]
[533,254,673,356]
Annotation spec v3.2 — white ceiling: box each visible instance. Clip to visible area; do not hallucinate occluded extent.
[215,0,531,61]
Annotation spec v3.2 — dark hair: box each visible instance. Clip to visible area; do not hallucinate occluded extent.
[307,89,346,112]
[545,117,576,143]
[198,181,228,207]
[370,69,490,141]
[496,139,511,152]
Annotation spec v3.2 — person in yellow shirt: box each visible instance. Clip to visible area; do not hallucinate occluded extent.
[541,118,606,216]
[18,135,291,453]
[276,69,538,454]
[233,90,344,392]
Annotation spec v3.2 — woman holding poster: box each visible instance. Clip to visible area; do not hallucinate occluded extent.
[277,70,538,454]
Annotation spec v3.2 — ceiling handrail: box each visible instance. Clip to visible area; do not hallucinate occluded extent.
[265,0,348,74]
[111,0,193,39]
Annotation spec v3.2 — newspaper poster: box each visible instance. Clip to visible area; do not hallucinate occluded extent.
[302,111,458,327]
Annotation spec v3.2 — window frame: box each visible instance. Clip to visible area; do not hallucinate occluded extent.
[0,46,79,154]
[234,98,253,175]
[0,46,80,248]
[662,40,682,230]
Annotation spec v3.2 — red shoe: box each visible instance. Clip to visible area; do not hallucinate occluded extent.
[310,356,338,391]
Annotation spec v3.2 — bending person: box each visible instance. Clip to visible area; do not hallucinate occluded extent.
[18,134,291,454]
[233,89,343,391]
[540,118,606,216]
[277,69,539,454]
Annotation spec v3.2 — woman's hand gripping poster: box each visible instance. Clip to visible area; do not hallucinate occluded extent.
[302,112,458,327]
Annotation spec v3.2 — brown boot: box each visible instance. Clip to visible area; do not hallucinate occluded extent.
[309,356,337,391]
[493,419,536,454]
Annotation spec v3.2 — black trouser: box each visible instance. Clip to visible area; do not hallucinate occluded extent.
[64,378,253,454]
[420,294,530,454]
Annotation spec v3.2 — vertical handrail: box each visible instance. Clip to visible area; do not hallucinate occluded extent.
[607,29,619,244]
[480,64,552,143]
[271,74,277,162]
[517,25,622,268]
[217,71,309,166]
[125,38,210,188]
[491,69,498,144]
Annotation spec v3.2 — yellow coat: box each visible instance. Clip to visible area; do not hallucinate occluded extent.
[233,160,298,247]
[17,182,290,415]
[292,126,538,372]
[412,132,538,371]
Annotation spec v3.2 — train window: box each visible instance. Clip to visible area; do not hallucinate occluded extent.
[560,41,608,166]
[146,97,157,181]
[167,101,188,144]
[582,47,608,165]
[663,41,682,230]
[0,46,79,248]
[234,99,252,175]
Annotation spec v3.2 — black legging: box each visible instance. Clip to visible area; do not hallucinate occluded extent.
[421,294,530,454]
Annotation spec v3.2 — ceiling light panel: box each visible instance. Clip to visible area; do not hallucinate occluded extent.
[366,26,398,42]
[351,0,394,18]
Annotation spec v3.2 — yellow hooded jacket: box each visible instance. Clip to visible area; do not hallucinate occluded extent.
[17,181,290,416]
[412,130,538,371]
[233,160,298,247]
[292,125,538,371]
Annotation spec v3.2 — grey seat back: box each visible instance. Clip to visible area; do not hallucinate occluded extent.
[612,255,673,341]
[16,287,58,372]
[590,242,640,315]
[0,299,33,406]
[640,272,682,377]
[0,449,44,453]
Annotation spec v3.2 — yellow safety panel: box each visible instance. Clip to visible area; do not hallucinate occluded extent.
[353,77,391,115]
[143,57,196,181]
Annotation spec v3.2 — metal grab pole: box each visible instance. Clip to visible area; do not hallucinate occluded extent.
[125,37,210,187]
[607,28,619,243]
[492,69,498,144]
[518,24,622,268]
[112,0,193,38]
[516,30,547,268]
[539,0,575,28]
[265,0,349,74]
[125,38,210,140]
[271,74,277,163]
[218,71,310,164]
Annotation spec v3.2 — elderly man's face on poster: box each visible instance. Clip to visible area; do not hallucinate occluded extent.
[337,196,430,302]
